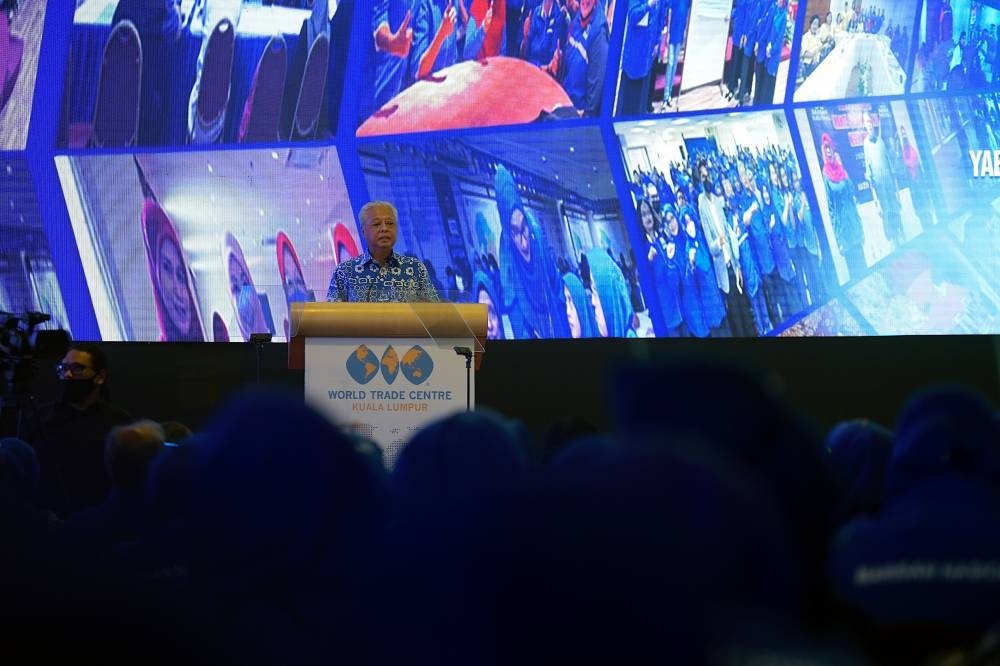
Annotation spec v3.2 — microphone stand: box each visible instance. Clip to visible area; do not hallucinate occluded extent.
[453,346,473,411]
[249,333,272,384]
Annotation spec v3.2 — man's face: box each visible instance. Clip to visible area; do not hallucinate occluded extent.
[580,0,596,19]
[58,350,98,382]
[362,205,398,254]
[57,349,105,402]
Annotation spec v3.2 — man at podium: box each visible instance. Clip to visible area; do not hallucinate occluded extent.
[326,201,440,303]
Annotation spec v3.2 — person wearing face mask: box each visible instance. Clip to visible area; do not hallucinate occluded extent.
[31,343,133,517]
[225,232,271,340]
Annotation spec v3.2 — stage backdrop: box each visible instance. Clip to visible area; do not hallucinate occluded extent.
[1,0,999,343]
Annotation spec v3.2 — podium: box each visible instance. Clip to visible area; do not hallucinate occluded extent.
[289,302,487,465]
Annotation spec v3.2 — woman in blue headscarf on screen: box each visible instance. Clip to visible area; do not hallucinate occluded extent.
[224,232,269,341]
[638,199,683,337]
[472,270,505,340]
[495,165,569,339]
[678,209,716,338]
[562,272,598,338]
[585,248,636,338]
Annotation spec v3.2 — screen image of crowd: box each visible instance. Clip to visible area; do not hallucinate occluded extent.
[60,0,346,148]
[0,0,47,150]
[359,127,652,339]
[912,0,1000,93]
[616,0,795,117]
[358,0,614,135]
[794,0,915,101]
[619,111,841,337]
[0,156,73,333]
[54,146,361,342]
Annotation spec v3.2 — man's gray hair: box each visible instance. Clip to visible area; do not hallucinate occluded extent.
[359,201,398,226]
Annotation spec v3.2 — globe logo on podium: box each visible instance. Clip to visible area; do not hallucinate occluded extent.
[347,344,434,385]
[381,346,400,384]
[346,345,380,384]
[400,345,433,385]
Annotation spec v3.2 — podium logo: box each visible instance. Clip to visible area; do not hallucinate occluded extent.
[346,344,434,385]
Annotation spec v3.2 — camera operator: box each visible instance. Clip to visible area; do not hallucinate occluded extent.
[31,343,132,517]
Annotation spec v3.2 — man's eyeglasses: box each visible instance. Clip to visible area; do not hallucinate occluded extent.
[56,362,94,378]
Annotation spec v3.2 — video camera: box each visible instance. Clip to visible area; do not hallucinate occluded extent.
[0,311,71,395]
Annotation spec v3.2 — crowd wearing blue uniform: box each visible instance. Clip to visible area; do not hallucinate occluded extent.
[489,165,639,338]
[367,0,610,120]
[630,138,831,337]
[617,0,688,115]
[721,0,788,108]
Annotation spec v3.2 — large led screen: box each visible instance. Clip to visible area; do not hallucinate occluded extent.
[357,0,615,134]
[0,155,71,331]
[0,0,47,150]
[359,126,648,338]
[54,147,357,342]
[60,0,347,148]
[2,0,997,341]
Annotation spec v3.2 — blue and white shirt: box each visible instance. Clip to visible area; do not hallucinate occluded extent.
[326,252,440,303]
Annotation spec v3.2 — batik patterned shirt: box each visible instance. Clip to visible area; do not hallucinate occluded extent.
[326,252,440,303]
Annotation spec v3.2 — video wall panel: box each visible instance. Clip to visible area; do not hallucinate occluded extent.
[0,0,47,150]
[1,0,997,341]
